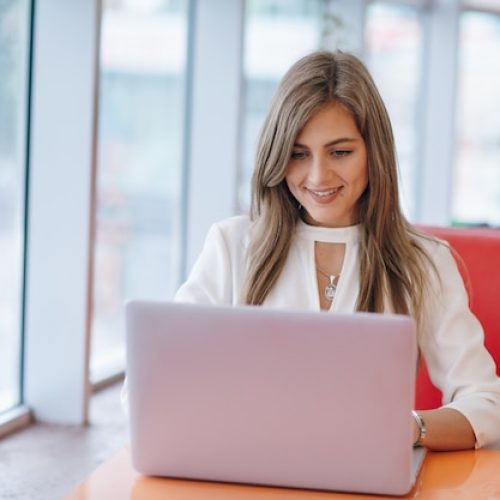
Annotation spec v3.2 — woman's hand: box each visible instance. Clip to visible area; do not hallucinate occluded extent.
[412,407,476,451]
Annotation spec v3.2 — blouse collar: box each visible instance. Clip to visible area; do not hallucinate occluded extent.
[295,218,361,244]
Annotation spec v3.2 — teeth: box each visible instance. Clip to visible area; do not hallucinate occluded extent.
[310,188,339,197]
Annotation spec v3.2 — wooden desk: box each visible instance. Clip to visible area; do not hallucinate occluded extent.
[66,447,500,499]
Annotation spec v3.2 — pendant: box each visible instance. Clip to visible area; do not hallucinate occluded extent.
[324,276,337,302]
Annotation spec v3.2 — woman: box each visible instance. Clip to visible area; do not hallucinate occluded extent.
[173,51,500,450]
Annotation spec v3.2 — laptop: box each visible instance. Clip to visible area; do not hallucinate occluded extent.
[125,300,426,496]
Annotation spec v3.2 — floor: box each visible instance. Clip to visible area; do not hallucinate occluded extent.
[0,383,127,500]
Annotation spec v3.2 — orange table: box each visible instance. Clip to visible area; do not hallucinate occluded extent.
[66,447,500,499]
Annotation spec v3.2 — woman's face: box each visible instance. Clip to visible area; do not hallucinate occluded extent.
[285,101,368,227]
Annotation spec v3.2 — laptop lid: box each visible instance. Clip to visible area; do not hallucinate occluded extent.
[126,301,420,496]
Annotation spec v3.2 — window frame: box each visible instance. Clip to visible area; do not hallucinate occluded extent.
[0,0,34,434]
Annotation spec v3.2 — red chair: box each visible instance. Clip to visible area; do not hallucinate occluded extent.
[415,226,500,409]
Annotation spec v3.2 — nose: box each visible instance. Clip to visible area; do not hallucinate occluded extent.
[308,153,333,186]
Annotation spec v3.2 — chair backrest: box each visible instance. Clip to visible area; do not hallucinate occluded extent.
[415,226,500,409]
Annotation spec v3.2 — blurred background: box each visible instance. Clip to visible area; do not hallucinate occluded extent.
[1,0,500,425]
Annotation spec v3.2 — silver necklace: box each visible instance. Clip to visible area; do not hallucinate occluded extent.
[316,266,339,302]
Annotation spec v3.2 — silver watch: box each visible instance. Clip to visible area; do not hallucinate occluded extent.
[412,410,427,447]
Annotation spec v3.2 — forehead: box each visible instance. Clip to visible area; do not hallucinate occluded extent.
[295,102,361,143]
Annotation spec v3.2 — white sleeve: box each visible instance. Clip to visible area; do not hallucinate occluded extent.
[419,242,500,448]
[174,223,234,305]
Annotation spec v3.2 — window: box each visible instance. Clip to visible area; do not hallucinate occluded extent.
[238,0,323,210]
[365,2,424,220]
[453,10,500,226]
[0,0,31,414]
[91,0,189,382]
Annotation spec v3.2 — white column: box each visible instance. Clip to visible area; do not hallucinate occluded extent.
[415,0,460,225]
[184,0,244,272]
[24,0,100,424]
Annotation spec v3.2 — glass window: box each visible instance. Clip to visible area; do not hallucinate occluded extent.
[91,0,189,382]
[453,11,500,226]
[364,2,424,220]
[238,0,323,210]
[0,0,31,414]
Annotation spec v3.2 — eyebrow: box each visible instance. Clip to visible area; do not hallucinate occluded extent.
[293,138,358,148]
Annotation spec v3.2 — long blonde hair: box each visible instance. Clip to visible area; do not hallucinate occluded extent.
[243,50,435,326]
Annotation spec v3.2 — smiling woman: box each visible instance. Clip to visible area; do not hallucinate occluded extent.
[173,50,500,452]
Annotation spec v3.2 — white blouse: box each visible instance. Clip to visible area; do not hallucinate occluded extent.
[176,215,500,448]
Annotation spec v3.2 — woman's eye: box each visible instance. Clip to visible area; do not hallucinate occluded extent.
[332,150,351,157]
[291,151,307,160]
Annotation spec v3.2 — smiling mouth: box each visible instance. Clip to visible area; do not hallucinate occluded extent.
[306,186,344,200]
[308,187,342,197]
